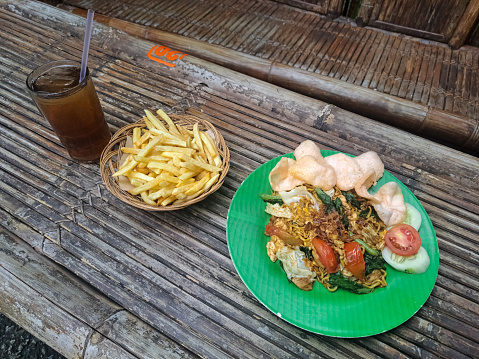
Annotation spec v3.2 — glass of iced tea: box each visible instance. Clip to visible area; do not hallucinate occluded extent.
[26,60,111,162]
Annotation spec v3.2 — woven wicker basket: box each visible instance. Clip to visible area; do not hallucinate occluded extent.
[100,114,230,211]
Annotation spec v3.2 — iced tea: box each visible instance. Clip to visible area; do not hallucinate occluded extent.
[26,60,111,162]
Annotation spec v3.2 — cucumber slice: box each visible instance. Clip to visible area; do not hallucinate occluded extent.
[403,203,422,231]
[382,246,430,274]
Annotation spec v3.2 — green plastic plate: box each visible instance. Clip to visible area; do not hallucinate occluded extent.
[226,151,439,337]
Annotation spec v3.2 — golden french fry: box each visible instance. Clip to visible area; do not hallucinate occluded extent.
[185,174,210,196]
[148,183,176,200]
[134,155,169,163]
[204,173,220,191]
[172,182,196,196]
[175,193,187,200]
[129,175,165,195]
[195,170,208,181]
[132,127,142,143]
[192,122,204,153]
[158,180,171,187]
[178,170,198,181]
[155,146,196,155]
[200,131,222,167]
[143,116,155,131]
[121,147,141,154]
[126,171,155,182]
[156,109,181,136]
[194,152,208,163]
[136,166,149,173]
[145,109,168,132]
[161,138,187,147]
[148,191,163,201]
[137,134,163,157]
[118,154,132,169]
[162,152,221,172]
[160,195,176,206]
[134,131,150,148]
[200,131,217,157]
[177,125,191,140]
[113,159,139,177]
[149,129,186,144]
[203,145,214,165]
[159,173,180,184]
[186,189,204,200]
[213,154,222,167]
[179,161,201,172]
[149,168,162,175]
[146,162,181,176]
[172,155,181,167]
[185,136,193,149]
[174,189,205,205]
[130,178,146,187]
[141,191,157,205]
[176,178,195,188]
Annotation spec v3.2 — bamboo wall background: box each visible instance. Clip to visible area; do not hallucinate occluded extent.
[469,25,479,47]
[62,0,479,125]
[369,0,470,40]
[273,0,344,15]
[354,0,478,46]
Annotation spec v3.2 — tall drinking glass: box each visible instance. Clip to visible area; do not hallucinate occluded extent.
[26,60,111,162]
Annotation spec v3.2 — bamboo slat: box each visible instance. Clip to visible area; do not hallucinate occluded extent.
[389,38,415,96]
[445,50,460,113]
[412,44,432,102]
[356,30,388,86]
[361,31,391,88]
[454,50,468,116]
[367,34,395,89]
[327,25,360,78]
[287,18,327,67]
[268,9,308,62]
[308,21,347,72]
[350,30,377,85]
[338,27,373,81]
[471,54,479,106]
[303,21,344,71]
[403,42,425,99]
[427,46,444,107]
[316,23,354,75]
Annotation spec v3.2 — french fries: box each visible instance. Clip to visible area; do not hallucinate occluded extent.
[112,109,223,207]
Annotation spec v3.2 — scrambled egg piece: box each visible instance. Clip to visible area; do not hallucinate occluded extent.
[276,247,316,291]
[265,203,293,218]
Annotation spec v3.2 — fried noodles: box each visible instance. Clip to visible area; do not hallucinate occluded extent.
[266,185,388,292]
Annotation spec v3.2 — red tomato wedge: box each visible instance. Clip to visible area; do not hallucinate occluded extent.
[312,237,339,273]
[265,224,303,246]
[384,224,421,256]
[344,242,365,280]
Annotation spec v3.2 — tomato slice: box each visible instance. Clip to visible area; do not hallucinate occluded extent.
[265,224,303,246]
[312,237,339,273]
[344,241,365,280]
[385,224,421,256]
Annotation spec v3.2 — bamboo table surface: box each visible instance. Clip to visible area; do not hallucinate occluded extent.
[1,1,478,358]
